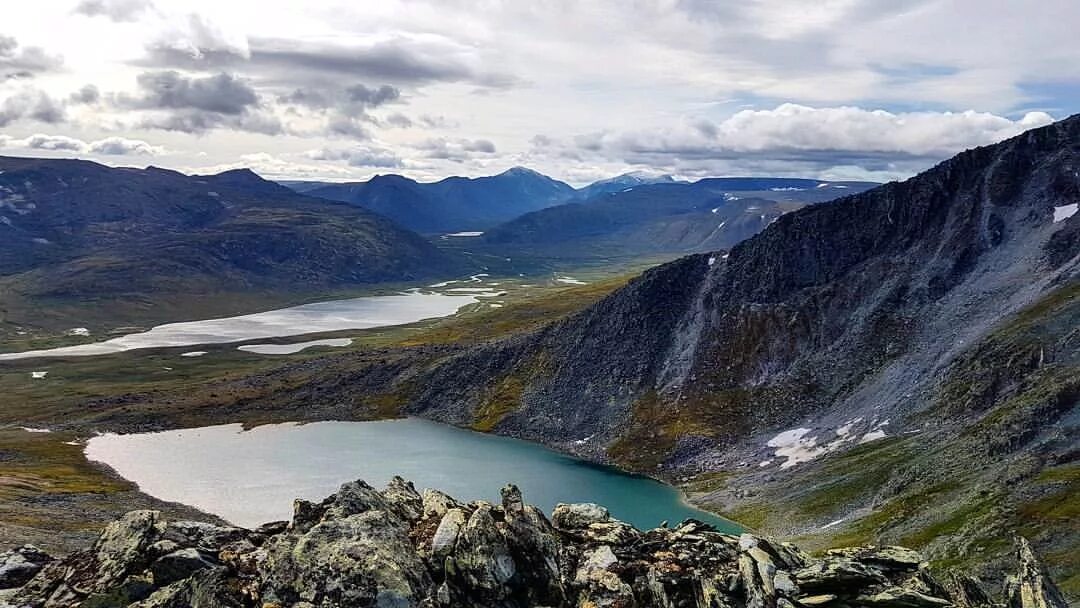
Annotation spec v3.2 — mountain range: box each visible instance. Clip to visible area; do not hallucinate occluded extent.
[296,167,575,234]
[482,178,877,257]
[0,157,466,333]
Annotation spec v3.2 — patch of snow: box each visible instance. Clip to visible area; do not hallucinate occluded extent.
[770,187,804,192]
[1053,203,1078,223]
[445,231,484,237]
[820,518,846,530]
[834,185,849,189]
[32,237,50,245]
[708,256,716,266]
[63,440,81,446]
[238,338,353,355]
[815,183,830,188]
[428,280,457,288]
[573,434,596,445]
[476,291,507,298]
[859,430,888,444]
[66,327,90,337]
[30,371,48,379]
[767,428,828,469]
[180,351,208,357]
[488,303,503,308]
[711,207,720,214]
[759,460,773,467]
[723,193,739,201]
[20,427,51,433]
[556,276,587,285]
[448,287,498,293]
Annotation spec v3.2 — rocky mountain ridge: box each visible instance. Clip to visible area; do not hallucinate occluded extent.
[0,478,1068,608]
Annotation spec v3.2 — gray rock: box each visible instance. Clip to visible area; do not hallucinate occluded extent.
[1007,537,1068,608]
[149,548,217,587]
[551,502,610,529]
[0,546,52,590]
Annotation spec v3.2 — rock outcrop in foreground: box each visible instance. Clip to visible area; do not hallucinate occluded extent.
[0,478,1068,608]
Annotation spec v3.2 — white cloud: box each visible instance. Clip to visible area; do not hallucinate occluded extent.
[0,133,164,156]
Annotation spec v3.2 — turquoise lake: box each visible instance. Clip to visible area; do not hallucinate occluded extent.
[85,418,739,533]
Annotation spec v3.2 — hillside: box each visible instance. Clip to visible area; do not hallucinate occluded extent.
[0,156,467,334]
[302,167,574,233]
[481,178,877,257]
[261,116,1079,590]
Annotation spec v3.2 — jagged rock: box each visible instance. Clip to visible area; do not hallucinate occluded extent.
[826,546,924,571]
[0,546,52,590]
[2,479,1068,608]
[858,587,953,607]
[431,508,467,558]
[149,548,217,587]
[259,507,433,607]
[445,503,516,604]
[794,558,889,593]
[947,571,996,608]
[798,594,838,606]
[551,502,610,529]
[1006,537,1068,608]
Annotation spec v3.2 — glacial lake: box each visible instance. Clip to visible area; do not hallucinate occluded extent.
[0,293,476,361]
[85,418,738,533]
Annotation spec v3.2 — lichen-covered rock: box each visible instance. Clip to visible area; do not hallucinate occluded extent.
[1,478,1066,608]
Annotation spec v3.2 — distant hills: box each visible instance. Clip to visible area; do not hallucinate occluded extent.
[0,156,467,331]
[289,170,877,256]
[294,167,575,234]
[481,178,877,257]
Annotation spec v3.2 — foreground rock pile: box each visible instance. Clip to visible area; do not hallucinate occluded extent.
[0,478,1068,608]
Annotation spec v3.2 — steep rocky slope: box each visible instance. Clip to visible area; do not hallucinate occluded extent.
[278,116,1080,589]
[1,478,1068,608]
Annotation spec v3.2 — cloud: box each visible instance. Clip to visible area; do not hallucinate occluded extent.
[417,137,497,161]
[0,133,163,155]
[115,70,281,134]
[0,89,65,126]
[570,104,1056,172]
[305,145,403,168]
[127,71,258,114]
[69,84,101,105]
[73,0,154,22]
[138,30,515,89]
[0,35,62,79]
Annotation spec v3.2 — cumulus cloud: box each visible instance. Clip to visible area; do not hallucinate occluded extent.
[305,145,403,168]
[114,70,280,134]
[0,133,163,155]
[73,0,154,22]
[417,137,498,161]
[0,89,65,126]
[0,35,62,79]
[69,84,101,105]
[570,105,1056,174]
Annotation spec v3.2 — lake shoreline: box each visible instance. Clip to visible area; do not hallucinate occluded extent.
[82,419,743,533]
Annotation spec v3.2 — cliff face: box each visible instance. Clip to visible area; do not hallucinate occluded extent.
[2,478,1068,608]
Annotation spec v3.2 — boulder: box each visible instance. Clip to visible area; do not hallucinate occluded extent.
[551,502,611,529]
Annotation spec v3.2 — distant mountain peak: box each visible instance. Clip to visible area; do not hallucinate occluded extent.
[500,166,546,178]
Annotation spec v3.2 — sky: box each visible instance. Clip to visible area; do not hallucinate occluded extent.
[0,0,1077,186]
